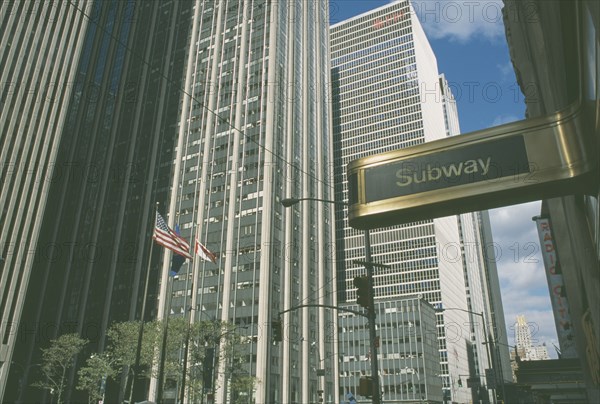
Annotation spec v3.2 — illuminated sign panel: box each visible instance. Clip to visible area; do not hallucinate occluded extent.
[348,102,595,230]
[364,136,530,202]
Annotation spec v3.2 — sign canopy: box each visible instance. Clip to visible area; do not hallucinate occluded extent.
[347,102,595,230]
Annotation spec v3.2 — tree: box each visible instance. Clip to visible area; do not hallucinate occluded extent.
[105,320,159,403]
[33,333,88,404]
[76,353,116,404]
[230,375,259,404]
[153,318,257,402]
[221,326,258,403]
[98,318,256,402]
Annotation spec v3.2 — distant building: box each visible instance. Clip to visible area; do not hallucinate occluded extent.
[529,345,550,361]
[514,315,550,361]
[338,296,443,403]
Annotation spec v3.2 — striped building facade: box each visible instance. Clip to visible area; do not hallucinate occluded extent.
[151,1,338,403]
[2,1,193,402]
[0,1,93,399]
[330,2,504,402]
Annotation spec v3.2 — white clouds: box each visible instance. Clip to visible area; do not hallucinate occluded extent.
[491,114,520,126]
[489,201,542,245]
[412,0,505,43]
[498,261,546,290]
[489,202,559,358]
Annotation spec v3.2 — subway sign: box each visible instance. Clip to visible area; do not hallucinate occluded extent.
[348,102,595,230]
[364,136,530,202]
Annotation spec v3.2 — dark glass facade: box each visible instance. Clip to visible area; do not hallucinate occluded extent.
[3,1,193,402]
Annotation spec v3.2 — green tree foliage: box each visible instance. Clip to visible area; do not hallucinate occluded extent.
[230,375,259,404]
[76,353,116,404]
[105,320,159,403]
[33,333,88,404]
[154,318,257,402]
[38,319,258,403]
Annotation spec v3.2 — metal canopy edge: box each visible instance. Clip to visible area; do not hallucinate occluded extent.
[347,101,597,230]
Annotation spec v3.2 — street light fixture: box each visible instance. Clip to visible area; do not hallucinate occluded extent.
[281,197,384,404]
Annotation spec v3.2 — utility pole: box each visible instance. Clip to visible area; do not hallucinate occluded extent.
[354,229,386,404]
[281,198,389,404]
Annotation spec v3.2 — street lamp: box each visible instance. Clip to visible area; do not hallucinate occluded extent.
[310,341,326,403]
[482,340,513,401]
[281,197,383,404]
[436,307,496,404]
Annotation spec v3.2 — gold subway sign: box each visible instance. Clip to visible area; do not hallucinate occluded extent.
[347,101,596,230]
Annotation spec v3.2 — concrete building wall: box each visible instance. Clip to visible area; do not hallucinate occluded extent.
[330,2,489,402]
[153,2,337,403]
[503,0,600,400]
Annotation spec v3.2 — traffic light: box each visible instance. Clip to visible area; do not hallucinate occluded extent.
[353,276,371,309]
[203,347,215,389]
[359,376,373,397]
[272,319,283,342]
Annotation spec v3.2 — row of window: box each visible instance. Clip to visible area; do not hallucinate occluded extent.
[332,34,412,66]
[331,6,411,51]
[337,46,416,84]
[337,77,418,115]
[333,35,414,72]
[339,98,420,135]
[338,93,420,134]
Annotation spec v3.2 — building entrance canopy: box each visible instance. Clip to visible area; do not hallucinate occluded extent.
[348,101,596,229]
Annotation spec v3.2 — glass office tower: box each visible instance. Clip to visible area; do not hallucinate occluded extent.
[330,2,499,402]
[0,1,93,400]
[2,1,193,402]
[152,2,338,403]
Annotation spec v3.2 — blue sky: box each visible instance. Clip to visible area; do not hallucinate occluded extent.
[331,0,557,356]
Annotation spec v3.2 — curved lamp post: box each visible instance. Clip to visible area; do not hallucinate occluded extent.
[281,197,382,404]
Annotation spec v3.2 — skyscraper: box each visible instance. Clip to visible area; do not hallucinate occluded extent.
[2,1,193,402]
[441,75,513,392]
[331,2,508,402]
[151,1,337,403]
[0,1,93,399]
[514,315,550,361]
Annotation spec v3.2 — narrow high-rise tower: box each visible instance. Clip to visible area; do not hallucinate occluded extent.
[152,2,337,403]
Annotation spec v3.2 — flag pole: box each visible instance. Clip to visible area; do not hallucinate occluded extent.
[179,278,193,404]
[178,220,194,404]
[127,202,159,403]
[157,211,187,403]
[156,276,174,403]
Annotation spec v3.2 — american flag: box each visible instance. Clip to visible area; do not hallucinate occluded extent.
[195,238,217,264]
[153,212,192,260]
